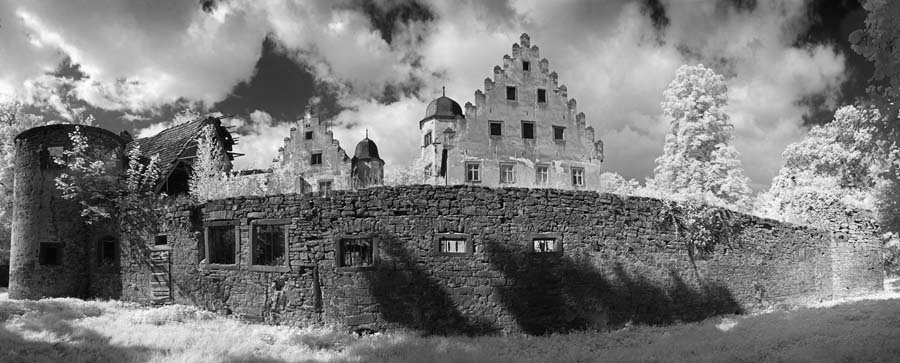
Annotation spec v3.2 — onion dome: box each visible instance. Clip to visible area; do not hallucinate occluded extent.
[420,87,463,128]
[353,136,381,161]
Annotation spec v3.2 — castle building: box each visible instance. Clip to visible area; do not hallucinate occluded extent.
[278,111,384,192]
[419,33,604,190]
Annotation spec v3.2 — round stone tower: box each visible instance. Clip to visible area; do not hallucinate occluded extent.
[8,124,125,299]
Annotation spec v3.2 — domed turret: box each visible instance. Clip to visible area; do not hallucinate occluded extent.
[351,131,384,189]
[353,137,381,160]
[420,87,463,128]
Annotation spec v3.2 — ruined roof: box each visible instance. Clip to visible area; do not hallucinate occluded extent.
[353,137,381,161]
[127,116,235,183]
[420,95,463,128]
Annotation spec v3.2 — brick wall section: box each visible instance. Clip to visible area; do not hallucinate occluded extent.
[119,185,880,334]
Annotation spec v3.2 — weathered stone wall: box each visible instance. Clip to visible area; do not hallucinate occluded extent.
[118,185,880,334]
[9,125,125,299]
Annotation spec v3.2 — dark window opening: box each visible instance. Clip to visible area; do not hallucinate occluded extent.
[310,153,323,165]
[522,121,535,139]
[506,86,517,100]
[553,126,565,141]
[523,61,531,71]
[207,224,236,264]
[39,243,62,266]
[304,131,313,140]
[489,121,503,136]
[338,238,374,267]
[253,224,286,266]
[537,89,547,103]
[424,131,433,146]
[40,147,66,169]
[154,235,168,246]
[439,149,448,177]
[98,237,116,267]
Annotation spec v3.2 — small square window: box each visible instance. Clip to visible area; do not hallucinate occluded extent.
[533,238,558,253]
[435,234,472,256]
[535,165,549,186]
[337,236,375,268]
[466,162,481,182]
[252,222,287,266]
[506,86,517,101]
[571,167,585,187]
[521,121,535,140]
[523,61,531,71]
[310,153,323,165]
[537,89,547,103]
[154,235,168,246]
[424,131,433,146]
[489,121,503,137]
[424,163,433,177]
[553,126,565,141]
[98,237,116,267]
[500,163,515,183]
[39,242,62,266]
[206,223,237,265]
[305,131,313,140]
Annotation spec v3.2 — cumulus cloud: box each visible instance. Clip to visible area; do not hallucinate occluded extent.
[227,110,294,170]
[0,0,853,190]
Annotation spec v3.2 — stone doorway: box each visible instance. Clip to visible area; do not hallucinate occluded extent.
[149,247,173,304]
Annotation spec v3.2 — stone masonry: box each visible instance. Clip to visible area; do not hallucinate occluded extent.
[118,185,881,334]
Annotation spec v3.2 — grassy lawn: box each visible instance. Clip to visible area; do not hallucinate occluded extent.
[1,282,899,363]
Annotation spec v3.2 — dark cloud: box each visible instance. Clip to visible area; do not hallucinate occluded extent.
[641,0,669,34]
[354,0,434,44]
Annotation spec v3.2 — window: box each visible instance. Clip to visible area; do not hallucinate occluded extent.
[553,126,565,141]
[337,237,375,268]
[441,239,467,253]
[489,121,503,137]
[535,165,549,186]
[305,131,313,140]
[39,242,61,266]
[500,163,515,183]
[310,152,323,165]
[506,86,517,100]
[318,180,333,193]
[434,233,472,256]
[537,89,547,103]
[206,222,237,265]
[521,121,535,139]
[98,237,116,267]
[424,131,432,146]
[40,146,65,169]
[154,235,168,246]
[424,163,433,177]
[571,167,585,187]
[533,238,558,253]
[251,221,288,267]
[466,162,481,182]
[523,61,531,71]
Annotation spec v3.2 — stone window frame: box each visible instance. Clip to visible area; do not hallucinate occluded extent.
[248,218,291,273]
[203,220,240,270]
[96,235,118,268]
[39,242,63,266]
[304,131,314,140]
[521,121,536,140]
[535,164,550,186]
[499,162,516,184]
[528,232,563,254]
[318,179,333,193]
[506,86,517,101]
[423,130,433,147]
[489,120,503,137]
[537,88,547,103]
[553,125,566,141]
[310,151,323,166]
[334,233,378,271]
[424,163,433,177]
[433,233,473,256]
[571,167,585,187]
[154,234,168,246]
[522,60,531,72]
[465,161,482,183]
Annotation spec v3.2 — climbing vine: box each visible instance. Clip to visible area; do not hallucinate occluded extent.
[658,197,745,257]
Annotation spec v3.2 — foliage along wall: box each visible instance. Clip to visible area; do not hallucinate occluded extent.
[119,185,882,334]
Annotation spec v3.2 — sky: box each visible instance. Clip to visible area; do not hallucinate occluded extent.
[0,0,874,190]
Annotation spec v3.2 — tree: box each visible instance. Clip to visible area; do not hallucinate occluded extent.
[599,172,640,195]
[649,64,752,209]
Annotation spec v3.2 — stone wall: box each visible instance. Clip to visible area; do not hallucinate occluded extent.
[118,185,882,334]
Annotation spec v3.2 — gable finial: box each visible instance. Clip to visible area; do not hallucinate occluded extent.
[365,128,368,139]
[442,86,446,97]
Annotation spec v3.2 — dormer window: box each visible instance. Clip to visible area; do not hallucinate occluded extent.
[506,86,517,101]
[523,61,531,71]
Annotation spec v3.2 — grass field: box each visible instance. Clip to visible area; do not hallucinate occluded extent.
[1,281,899,363]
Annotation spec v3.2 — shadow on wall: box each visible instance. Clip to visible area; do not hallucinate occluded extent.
[362,233,495,335]
[485,241,742,334]
[0,300,157,362]
[0,265,8,288]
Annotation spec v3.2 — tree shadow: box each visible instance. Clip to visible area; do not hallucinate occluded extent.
[0,299,157,362]
[485,241,741,334]
[359,232,495,335]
